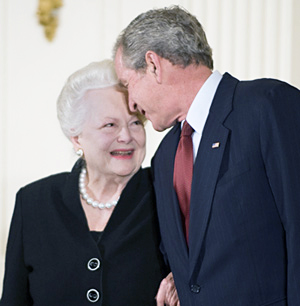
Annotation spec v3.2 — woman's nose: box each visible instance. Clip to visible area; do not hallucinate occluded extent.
[118,126,133,143]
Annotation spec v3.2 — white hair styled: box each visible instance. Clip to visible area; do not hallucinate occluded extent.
[57,59,119,139]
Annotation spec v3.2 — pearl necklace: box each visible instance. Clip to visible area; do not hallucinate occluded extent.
[79,167,119,209]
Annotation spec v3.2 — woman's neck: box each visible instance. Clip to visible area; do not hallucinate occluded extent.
[84,170,133,203]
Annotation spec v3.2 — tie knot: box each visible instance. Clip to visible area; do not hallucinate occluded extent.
[181,121,194,137]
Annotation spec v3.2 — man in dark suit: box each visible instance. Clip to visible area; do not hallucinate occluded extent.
[114,5,300,306]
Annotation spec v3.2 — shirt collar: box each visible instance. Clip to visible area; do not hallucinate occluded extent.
[186,70,223,135]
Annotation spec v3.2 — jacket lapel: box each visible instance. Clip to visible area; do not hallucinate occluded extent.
[188,73,239,278]
[62,160,91,231]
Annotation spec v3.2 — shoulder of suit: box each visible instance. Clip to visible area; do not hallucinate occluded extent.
[19,171,71,194]
[19,160,81,194]
[236,77,298,94]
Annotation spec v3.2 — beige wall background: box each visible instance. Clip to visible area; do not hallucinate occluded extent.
[1,0,299,294]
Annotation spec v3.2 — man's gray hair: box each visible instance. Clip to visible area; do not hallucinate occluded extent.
[113,5,213,71]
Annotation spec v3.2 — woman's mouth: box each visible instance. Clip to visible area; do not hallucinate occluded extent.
[110,150,134,159]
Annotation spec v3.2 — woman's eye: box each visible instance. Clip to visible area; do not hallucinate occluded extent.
[104,123,114,127]
[132,120,142,126]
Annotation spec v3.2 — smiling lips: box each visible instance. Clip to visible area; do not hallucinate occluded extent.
[110,149,134,159]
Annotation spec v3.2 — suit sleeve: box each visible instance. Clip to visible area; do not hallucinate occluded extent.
[150,159,170,269]
[0,189,32,305]
[260,82,300,304]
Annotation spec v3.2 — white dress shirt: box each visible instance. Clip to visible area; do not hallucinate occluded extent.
[184,70,223,161]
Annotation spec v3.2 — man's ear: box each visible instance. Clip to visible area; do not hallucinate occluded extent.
[145,51,162,84]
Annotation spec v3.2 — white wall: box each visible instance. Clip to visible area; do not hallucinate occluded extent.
[1,0,299,295]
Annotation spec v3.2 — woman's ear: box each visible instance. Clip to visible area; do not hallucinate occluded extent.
[70,135,80,151]
[145,51,162,84]
[71,136,84,158]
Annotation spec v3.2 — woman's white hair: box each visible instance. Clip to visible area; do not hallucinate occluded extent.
[57,59,119,139]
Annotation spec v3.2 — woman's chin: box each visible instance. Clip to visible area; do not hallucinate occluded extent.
[113,166,139,178]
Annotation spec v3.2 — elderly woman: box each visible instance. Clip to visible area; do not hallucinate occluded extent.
[0,60,178,305]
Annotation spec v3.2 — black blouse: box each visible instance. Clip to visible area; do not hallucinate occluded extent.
[90,231,103,244]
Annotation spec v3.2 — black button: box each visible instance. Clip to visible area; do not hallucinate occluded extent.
[87,258,100,271]
[87,289,100,303]
[190,284,201,293]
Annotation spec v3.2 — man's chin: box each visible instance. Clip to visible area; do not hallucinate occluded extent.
[151,120,175,132]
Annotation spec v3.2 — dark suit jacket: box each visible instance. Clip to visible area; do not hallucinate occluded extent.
[0,162,167,305]
[152,73,300,306]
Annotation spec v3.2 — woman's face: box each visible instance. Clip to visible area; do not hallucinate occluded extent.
[72,87,146,180]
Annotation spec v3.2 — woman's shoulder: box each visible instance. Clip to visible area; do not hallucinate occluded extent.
[119,167,154,203]
[18,160,81,195]
[130,167,152,185]
[19,171,71,195]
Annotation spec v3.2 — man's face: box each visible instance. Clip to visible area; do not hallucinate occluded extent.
[114,48,177,131]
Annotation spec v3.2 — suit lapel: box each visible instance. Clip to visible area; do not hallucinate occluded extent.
[188,73,239,278]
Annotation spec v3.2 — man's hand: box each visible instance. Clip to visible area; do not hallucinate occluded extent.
[156,272,180,306]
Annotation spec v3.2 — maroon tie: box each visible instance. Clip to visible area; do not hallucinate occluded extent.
[173,121,194,243]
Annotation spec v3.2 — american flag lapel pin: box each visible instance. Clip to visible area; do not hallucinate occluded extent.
[212,142,220,149]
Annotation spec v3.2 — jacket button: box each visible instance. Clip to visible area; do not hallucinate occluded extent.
[87,289,100,303]
[190,284,201,293]
[87,258,101,271]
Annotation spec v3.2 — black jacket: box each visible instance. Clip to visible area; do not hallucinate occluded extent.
[0,161,168,305]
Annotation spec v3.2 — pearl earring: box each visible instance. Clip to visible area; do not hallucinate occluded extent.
[76,148,84,158]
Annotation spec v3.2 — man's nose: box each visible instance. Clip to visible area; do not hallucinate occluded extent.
[128,96,137,112]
